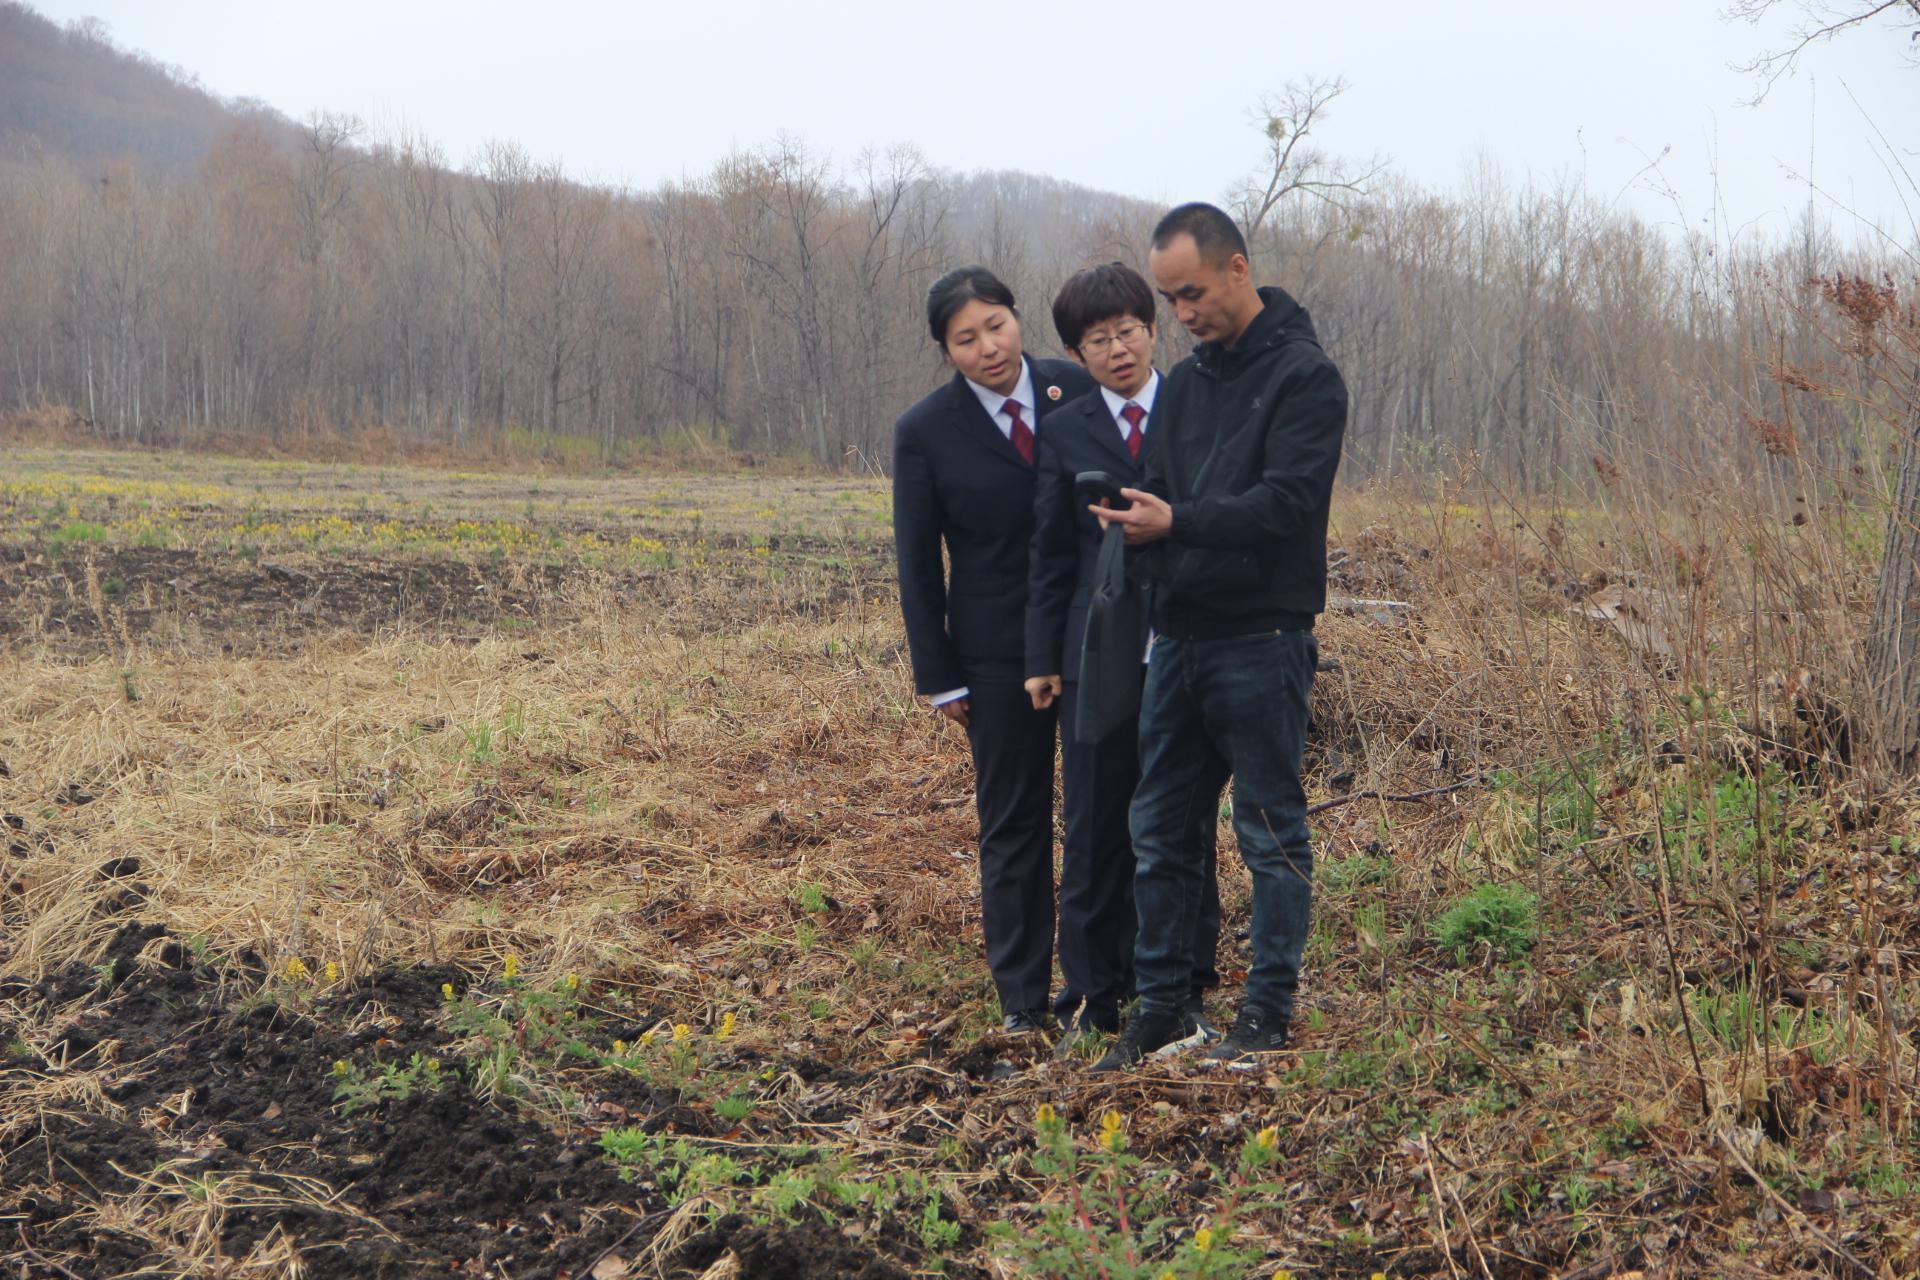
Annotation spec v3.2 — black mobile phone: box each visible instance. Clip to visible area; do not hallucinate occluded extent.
[1074,470,1129,508]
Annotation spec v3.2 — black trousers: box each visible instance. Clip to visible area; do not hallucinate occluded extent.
[962,675,1058,1016]
[1058,681,1221,1027]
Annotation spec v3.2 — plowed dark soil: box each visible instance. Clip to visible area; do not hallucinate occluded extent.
[0,544,575,653]
[0,540,892,655]
[0,923,922,1279]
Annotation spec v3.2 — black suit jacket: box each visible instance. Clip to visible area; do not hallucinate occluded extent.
[1025,385,1154,683]
[893,356,1096,695]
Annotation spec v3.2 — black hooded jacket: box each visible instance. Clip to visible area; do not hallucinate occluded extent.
[1140,286,1346,639]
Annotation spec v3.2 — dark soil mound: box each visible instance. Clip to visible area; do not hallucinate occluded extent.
[0,925,925,1278]
[680,1215,913,1280]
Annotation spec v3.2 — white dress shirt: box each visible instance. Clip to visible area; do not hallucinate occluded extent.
[932,364,1042,708]
[1099,370,1159,443]
[966,362,1038,442]
[1101,371,1161,667]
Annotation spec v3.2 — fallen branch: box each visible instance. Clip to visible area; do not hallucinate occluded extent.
[576,1206,673,1280]
[1418,1132,1465,1280]
[1557,1246,1642,1280]
[1715,1129,1876,1280]
[1307,774,1483,816]
[10,1227,89,1280]
[1326,595,1414,624]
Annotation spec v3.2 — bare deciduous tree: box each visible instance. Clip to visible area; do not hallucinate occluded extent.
[470,139,530,429]
[1232,76,1387,247]
[1727,0,1920,99]
[288,112,362,430]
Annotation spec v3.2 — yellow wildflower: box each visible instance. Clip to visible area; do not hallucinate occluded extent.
[564,972,580,992]
[1035,1103,1059,1128]
[612,1040,627,1056]
[285,958,310,981]
[672,1023,692,1043]
[330,1059,350,1077]
[717,1011,737,1040]
[323,961,339,984]
[1100,1109,1124,1134]
[640,1030,658,1047]
[1255,1125,1279,1151]
[441,982,455,1001]
[502,953,520,981]
[1274,1272,1296,1280]
[1193,1227,1214,1254]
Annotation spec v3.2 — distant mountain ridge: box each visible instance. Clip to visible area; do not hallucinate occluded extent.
[0,1,302,175]
[0,0,1158,238]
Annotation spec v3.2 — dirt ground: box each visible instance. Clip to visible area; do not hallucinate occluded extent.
[1,921,936,1279]
[0,537,892,656]
[3,448,1917,1279]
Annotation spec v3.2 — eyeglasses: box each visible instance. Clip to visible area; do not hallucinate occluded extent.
[1077,322,1151,357]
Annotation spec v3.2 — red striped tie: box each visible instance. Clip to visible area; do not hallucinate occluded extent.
[1004,400,1034,465]
[1120,403,1145,460]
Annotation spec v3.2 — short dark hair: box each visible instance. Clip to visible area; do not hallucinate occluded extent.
[1150,202,1250,269]
[1051,262,1156,352]
[926,265,1017,348]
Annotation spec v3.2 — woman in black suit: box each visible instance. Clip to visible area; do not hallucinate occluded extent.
[892,267,1095,1031]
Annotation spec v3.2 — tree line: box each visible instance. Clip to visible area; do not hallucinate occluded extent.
[0,86,1908,489]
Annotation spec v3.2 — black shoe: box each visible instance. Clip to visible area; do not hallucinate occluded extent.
[1201,1004,1290,1068]
[1185,991,1223,1044]
[1088,1007,1197,1073]
[1003,1010,1054,1035]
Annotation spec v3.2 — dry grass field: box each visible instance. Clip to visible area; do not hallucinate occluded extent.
[2,446,1916,1279]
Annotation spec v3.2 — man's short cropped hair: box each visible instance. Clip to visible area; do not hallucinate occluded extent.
[1051,262,1156,352]
[1150,202,1250,268]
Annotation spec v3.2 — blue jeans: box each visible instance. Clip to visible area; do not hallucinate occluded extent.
[1129,628,1317,1020]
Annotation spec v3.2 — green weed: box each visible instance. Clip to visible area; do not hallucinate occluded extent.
[1433,883,1539,962]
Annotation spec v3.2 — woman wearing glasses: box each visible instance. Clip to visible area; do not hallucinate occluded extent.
[1023,262,1221,1047]
[892,266,1095,1034]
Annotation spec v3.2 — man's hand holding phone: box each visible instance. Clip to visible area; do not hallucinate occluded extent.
[1097,488,1172,543]
[1077,470,1171,543]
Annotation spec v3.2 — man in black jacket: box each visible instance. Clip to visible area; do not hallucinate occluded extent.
[1023,262,1221,1045]
[1090,204,1346,1072]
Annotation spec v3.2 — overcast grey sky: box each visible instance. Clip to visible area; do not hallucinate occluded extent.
[33,0,1920,245]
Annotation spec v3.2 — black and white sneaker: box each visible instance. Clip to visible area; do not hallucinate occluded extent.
[1200,1004,1290,1069]
[1088,1008,1197,1073]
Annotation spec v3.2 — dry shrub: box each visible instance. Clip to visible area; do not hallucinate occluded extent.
[0,403,96,446]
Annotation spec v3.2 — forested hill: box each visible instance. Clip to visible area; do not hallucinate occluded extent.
[0,1,1894,489]
[0,1,301,175]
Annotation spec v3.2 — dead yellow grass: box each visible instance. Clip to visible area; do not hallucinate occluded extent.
[0,580,1519,996]
[4,449,1918,1277]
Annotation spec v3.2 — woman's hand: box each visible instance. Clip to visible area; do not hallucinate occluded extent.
[1024,675,1062,710]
